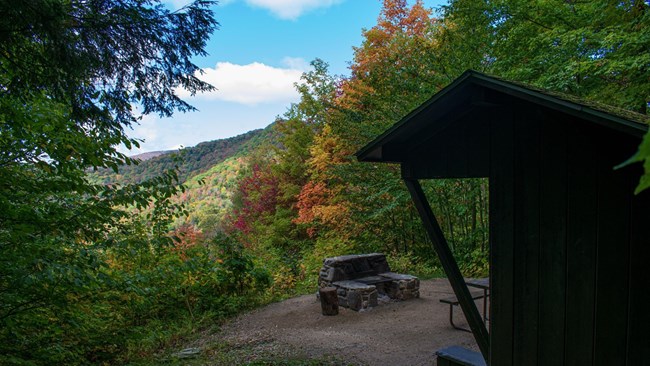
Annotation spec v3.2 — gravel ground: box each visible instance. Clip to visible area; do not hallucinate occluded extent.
[211,278,481,366]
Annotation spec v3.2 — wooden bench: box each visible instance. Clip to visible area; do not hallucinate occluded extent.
[436,345,486,366]
[439,291,485,332]
[318,253,420,311]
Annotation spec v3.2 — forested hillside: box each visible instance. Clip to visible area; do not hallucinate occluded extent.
[2,0,648,364]
[170,124,281,233]
[91,127,271,185]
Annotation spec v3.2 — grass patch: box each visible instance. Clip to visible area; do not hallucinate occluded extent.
[139,332,362,366]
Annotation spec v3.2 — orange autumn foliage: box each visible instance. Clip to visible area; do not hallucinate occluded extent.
[294,124,354,238]
[294,180,351,238]
[351,0,433,77]
[307,124,348,177]
[170,223,205,260]
[294,181,327,224]
[336,0,436,114]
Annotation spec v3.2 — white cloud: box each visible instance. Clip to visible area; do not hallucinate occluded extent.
[117,114,159,155]
[245,0,344,20]
[282,56,311,70]
[134,115,159,142]
[180,60,308,105]
[167,0,341,19]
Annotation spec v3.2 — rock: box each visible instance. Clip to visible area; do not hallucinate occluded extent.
[347,290,363,311]
[175,347,201,359]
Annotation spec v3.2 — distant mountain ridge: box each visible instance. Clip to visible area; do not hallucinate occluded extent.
[91,123,281,231]
[93,125,277,185]
[130,151,171,162]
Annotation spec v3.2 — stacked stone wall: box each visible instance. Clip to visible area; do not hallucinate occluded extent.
[317,253,419,311]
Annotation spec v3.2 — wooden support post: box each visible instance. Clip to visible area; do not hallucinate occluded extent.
[319,287,339,316]
[404,178,490,362]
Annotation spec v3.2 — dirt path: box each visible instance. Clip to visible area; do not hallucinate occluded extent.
[215,278,481,365]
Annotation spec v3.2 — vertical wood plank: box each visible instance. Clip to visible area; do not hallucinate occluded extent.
[446,119,468,178]
[626,170,650,364]
[537,112,567,364]
[564,122,598,365]
[489,105,515,366]
[593,132,631,366]
[407,111,491,179]
[420,138,448,178]
[407,129,449,179]
[467,109,491,177]
[512,103,540,366]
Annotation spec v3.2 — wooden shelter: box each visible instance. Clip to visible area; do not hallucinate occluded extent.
[356,71,650,365]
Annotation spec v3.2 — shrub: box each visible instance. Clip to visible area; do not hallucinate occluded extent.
[386,251,443,279]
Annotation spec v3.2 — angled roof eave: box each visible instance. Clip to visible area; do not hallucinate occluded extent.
[355,70,479,162]
[356,70,648,163]
[468,73,648,138]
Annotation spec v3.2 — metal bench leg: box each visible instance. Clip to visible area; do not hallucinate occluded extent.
[483,293,489,324]
[448,303,471,332]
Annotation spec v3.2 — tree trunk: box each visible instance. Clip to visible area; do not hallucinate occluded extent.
[319,287,339,316]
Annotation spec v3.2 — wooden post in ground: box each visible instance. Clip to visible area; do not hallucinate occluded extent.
[319,287,339,315]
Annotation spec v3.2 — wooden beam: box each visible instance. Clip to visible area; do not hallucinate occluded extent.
[403,178,490,362]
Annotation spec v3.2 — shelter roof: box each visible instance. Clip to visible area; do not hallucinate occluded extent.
[356,70,648,163]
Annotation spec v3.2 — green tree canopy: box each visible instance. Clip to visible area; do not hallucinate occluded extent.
[0,1,217,363]
[0,0,216,171]
[440,0,650,190]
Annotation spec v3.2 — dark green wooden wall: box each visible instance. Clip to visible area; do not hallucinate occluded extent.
[400,95,650,365]
[487,98,650,365]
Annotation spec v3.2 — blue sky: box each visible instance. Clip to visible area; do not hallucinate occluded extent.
[127,0,447,154]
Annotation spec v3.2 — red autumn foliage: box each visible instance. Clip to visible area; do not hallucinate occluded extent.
[227,163,279,235]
